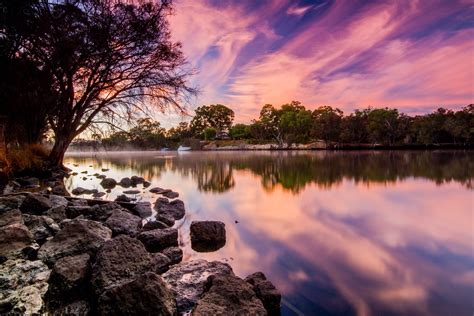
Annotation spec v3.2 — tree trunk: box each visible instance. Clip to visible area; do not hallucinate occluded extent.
[48,136,71,169]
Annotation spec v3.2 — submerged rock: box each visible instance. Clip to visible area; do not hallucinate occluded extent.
[123,189,140,195]
[245,272,281,314]
[137,228,178,252]
[114,194,132,203]
[97,272,177,315]
[149,187,171,194]
[100,178,117,189]
[118,177,133,188]
[38,219,112,266]
[162,259,233,313]
[190,221,226,252]
[192,274,267,315]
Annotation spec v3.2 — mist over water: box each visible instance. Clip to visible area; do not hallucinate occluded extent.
[64,150,474,316]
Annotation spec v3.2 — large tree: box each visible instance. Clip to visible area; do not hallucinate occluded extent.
[189,104,235,136]
[14,0,194,167]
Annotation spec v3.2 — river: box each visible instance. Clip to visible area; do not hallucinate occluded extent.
[63,150,473,316]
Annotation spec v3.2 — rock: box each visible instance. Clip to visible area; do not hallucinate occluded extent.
[123,189,140,195]
[142,220,169,231]
[137,228,178,252]
[0,209,23,227]
[156,198,186,221]
[38,219,112,266]
[65,205,91,219]
[157,213,175,227]
[100,178,117,189]
[162,260,233,313]
[114,194,131,202]
[143,181,151,188]
[97,272,177,315]
[81,177,87,181]
[163,191,179,199]
[46,206,67,224]
[96,174,106,179]
[105,209,142,237]
[0,223,33,257]
[162,247,183,265]
[133,202,152,218]
[15,176,40,187]
[149,187,171,194]
[245,272,281,314]
[190,221,226,252]
[49,195,68,208]
[192,274,267,315]
[91,235,151,294]
[23,214,60,245]
[118,177,132,188]
[92,192,106,198]
[51,184,69,196]
[47,254,91,306]
[101,168,109,172]
[0,258,50,314]
[71,172,78,176]
[21,243,40,261]
[20,193,52,214]
[87,202,123,222]
[0,195,25,212]
[130,176,145,185]
[80,171,87,174]
[68,199,88,207]
[152,253,172,274]
[71,187,97,195]
[50,300,91,315]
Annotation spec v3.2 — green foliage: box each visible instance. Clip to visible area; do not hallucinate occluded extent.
[203,128,217,140]
[230,124,251,139]
[311,106,343,142]
[190,104,235,137]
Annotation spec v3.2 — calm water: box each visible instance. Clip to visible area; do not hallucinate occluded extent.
[63,150,474,316]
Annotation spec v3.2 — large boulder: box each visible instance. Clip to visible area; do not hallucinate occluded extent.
[38,219,112,266]
[190,221,226,252]
[245,272,281,314]
[47,253,91,307]
[20,193,52,215]
[162,260,233,313]
[0,223,33,257]
[104,209,142,237]
[91,235,151,294]
[100,178,117,189]
[0,258,50,314]
[97,272,177,316]
[137,228,178,252]
[0,209,23,227]
[192,274,267,315]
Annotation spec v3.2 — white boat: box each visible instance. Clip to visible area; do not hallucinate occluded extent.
[177,145,191,151]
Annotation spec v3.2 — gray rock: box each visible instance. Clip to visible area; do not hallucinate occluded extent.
[97,272,176,315]
[118,177,132,188]
[192,274,267,315]
[162,247,183,265]
[137,228,178,252]
[91,235,151,294]
[105,209,142,237]
[134,202,152,219]
[45,206,67,223]
[20,193,52,215]
[49,195,69,208]
[156,198,186,221]
[152,253,172,274]
[190,221,226,252]
[245,272,281,314]
[0,258,50,314]
[38,219,112,266]
[162,259,233,313]
[23,214,60,245]
[142,220,169,231]
[100,178,117,189]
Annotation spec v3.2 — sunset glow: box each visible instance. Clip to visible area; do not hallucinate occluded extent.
[171,0,474,122]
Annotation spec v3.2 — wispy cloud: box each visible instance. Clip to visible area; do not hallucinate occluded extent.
[167,0,474,124]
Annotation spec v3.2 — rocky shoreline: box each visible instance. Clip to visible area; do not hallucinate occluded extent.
[0,174,281,315]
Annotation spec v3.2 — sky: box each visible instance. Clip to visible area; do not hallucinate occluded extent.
[165,0,474,125]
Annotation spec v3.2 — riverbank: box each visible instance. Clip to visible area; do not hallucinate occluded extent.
[0,173,281,314]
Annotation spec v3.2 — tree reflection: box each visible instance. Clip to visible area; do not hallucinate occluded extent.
[65,150,473,193]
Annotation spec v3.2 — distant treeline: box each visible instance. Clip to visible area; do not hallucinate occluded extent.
[77,102,473,150]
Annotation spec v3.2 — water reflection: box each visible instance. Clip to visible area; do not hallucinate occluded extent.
[63,150,474,316]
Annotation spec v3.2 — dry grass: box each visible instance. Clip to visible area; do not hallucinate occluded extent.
[7,144,49,172]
